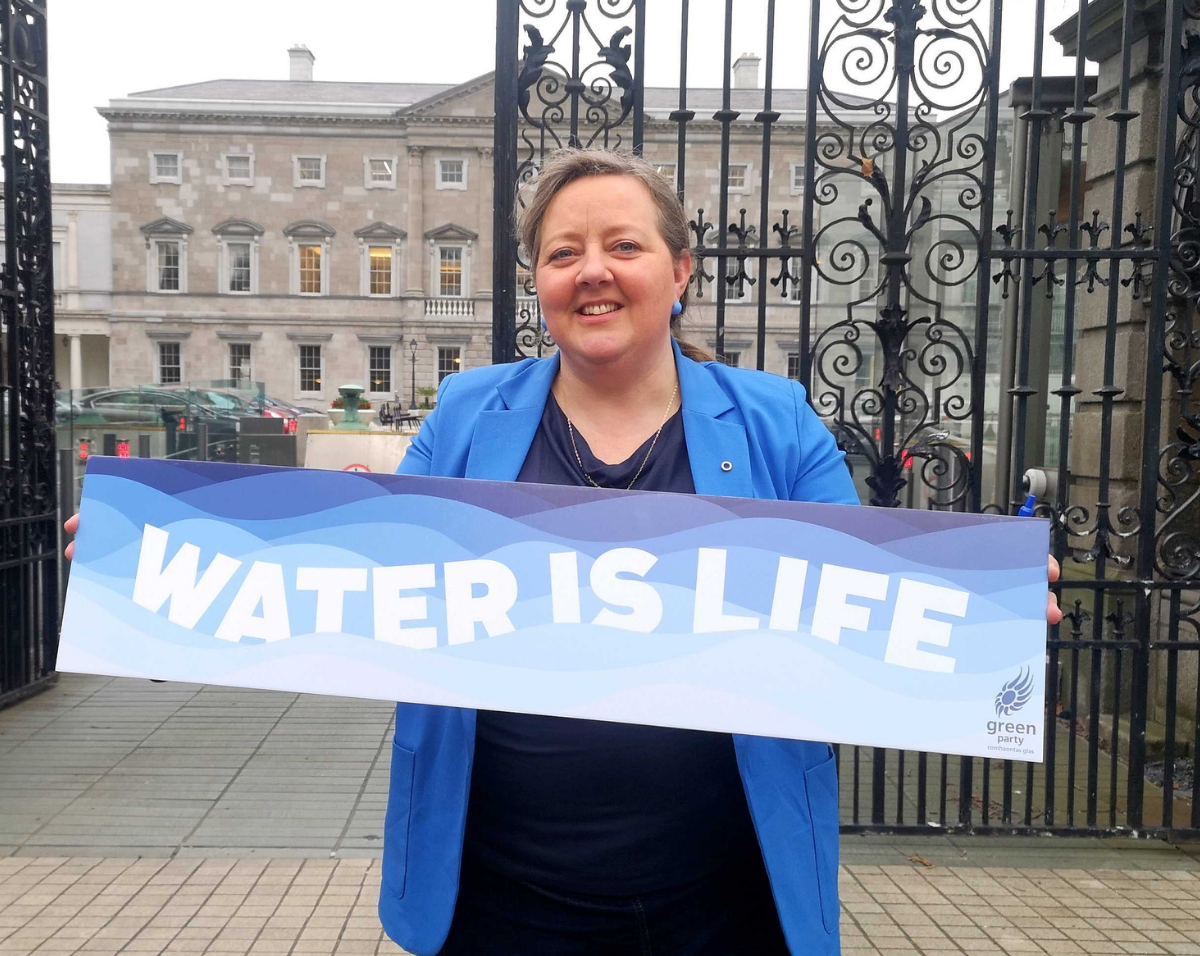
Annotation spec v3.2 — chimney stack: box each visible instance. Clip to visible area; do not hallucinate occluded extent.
[289,45,315,82]
[732,52,760,89]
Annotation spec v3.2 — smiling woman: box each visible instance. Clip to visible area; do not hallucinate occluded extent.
[378,148,864,956]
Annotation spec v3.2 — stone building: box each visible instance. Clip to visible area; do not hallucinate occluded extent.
[98,45,882,407]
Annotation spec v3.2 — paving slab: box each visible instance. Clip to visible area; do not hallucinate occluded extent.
[6,675,1200,953]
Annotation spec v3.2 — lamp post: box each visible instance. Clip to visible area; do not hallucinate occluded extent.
[409,338,418,410]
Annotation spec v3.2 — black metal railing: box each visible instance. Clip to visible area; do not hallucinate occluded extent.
[0,1,56,707]
[492,0,1200,841]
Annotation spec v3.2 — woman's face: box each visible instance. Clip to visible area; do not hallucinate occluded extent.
[535,174,691,368]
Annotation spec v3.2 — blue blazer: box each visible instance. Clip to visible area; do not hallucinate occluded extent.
[379,339,858,956]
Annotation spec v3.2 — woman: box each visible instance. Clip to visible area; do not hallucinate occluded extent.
[64,147,1062,956]
[372,148,1062,956]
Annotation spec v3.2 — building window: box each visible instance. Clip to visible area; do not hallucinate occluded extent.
[299,345,322,394]
[158,342,182,384]
[436,157,468,190]
[149,151,182,185]
[786,352,801,380]
[788,258,806,302]
[214,220,263,295]
[654,163,676,188]
[229,343,252,384]
[369,346,392,394]
[156,241,181,292]
[222,154,253,186]
[293,155,326,188]
[365,156,397,189]
[437,346,462,383]
[722,257,747,300]
[726,163,750,192]
[227,242,252,293]
[790,163,805,196]
[516,263,535,298]
[284,221,335,294]
[299,244,323,294]
[439,247,463,297]
[142,218,192,293]
[369,247,392,296]
[720,350,741,368]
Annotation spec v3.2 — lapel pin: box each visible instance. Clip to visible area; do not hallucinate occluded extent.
[720,460,733,472]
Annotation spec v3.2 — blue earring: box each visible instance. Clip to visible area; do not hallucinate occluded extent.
[671,299,683,316]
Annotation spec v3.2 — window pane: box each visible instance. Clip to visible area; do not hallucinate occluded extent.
[437,347,461,384]
[516,264,535,298]
[227,155,251,180]
[440,160,464,183]
[727,164,747,189]
[439,247,463,297]
[298,157,323,181]
[789,258,804,301]
[369,346,391,393]
[369,246,392,295]
[159,342,181,384]
[299,345,322,392]
[299,244,322,294]
[155,153,179,179]
[654,163,675,184]
[723,257,746,299]
[721,351,740,368]
[787,352,800,380]
[369,158,393,183]
[792,165,804,191]
[229,242,251,292]
[157,241,180,291]
[229,343,252,383]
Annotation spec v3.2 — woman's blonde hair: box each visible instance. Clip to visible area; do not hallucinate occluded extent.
[515,148,713,363]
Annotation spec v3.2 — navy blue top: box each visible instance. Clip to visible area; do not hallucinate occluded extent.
[462,392,760,895]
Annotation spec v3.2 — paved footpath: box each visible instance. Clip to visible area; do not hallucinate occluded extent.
[3,676,1200,956]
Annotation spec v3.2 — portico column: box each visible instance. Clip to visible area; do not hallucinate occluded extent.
[68,334,82,391]
[476,147,494,298]
[406,147,425,296]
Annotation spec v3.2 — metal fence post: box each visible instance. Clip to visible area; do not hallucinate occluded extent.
[491,0,519,365]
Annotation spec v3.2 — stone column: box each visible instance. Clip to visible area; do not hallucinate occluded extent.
[476,147,494,298]
[68,334,82,391]
[66,211,79,288]
[406,147,425,296]
[1052,2,1166,565]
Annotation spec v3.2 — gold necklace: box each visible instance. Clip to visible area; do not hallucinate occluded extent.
[564,382,679,491]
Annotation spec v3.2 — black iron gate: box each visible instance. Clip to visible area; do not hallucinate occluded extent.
[492,0,1200,840]
[0,1,57,707]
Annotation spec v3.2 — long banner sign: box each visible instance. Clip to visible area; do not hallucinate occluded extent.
[59,458,1050,761]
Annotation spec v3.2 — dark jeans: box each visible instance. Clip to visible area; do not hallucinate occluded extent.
[438,850,791,956]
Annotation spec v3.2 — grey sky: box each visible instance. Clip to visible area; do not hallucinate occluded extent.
[49,0,1082,186]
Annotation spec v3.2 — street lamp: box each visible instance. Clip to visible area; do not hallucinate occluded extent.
[409,338,418,410]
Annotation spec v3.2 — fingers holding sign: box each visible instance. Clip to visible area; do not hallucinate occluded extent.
[1048,555,1062,626]
[64,512,79,562]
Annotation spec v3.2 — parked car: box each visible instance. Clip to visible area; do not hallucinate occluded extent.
[165,387,317,433]
[69,387,229,426]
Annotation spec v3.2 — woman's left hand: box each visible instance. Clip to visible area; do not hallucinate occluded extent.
[1047,556,1062,626]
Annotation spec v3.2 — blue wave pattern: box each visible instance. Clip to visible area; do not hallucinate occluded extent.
[59,459,1051,759]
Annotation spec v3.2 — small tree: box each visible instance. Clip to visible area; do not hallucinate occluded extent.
[417,386,437,410]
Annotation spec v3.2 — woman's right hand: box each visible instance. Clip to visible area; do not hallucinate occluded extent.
[64,512,79,561]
